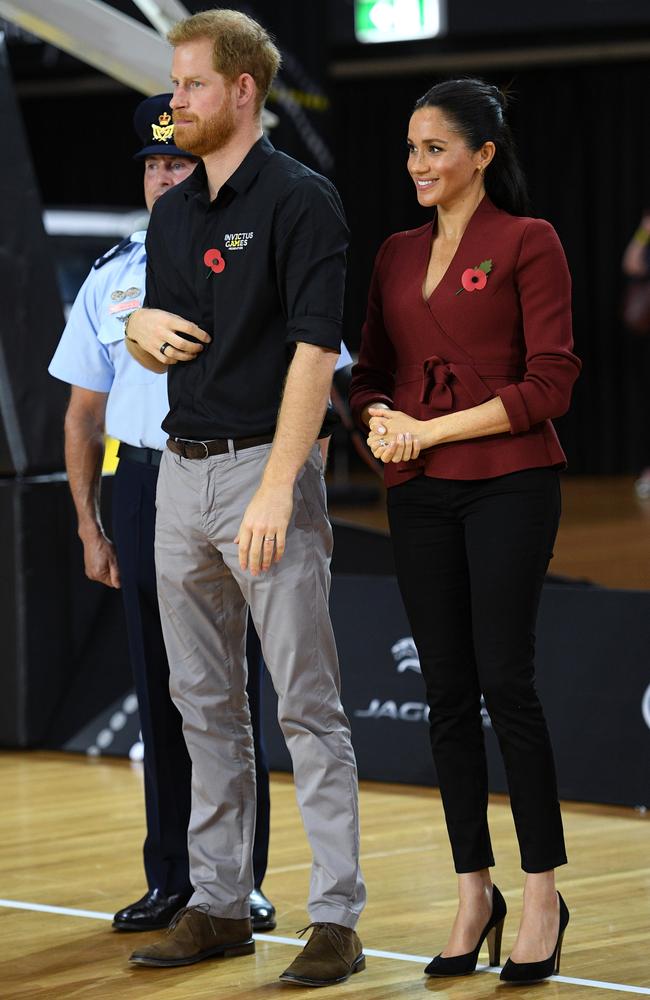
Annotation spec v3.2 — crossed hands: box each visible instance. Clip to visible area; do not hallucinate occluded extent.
[367,406,430,464]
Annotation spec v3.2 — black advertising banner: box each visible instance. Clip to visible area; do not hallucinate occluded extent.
[262,576,650,809]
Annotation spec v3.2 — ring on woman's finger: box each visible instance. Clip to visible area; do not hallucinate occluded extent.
[378,439,388,447]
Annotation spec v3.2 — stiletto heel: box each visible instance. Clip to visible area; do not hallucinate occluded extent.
[554,929,565,975]
[425,885,507,977]
[487,914,504,966]
[500,891,569,984]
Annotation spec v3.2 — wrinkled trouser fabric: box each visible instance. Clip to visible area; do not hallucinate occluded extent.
[154,441,365,926]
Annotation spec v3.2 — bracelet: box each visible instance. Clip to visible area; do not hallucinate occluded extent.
[633,227,650,247]
[124,309,140,342]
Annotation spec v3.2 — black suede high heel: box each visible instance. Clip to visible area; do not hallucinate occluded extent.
[499,891,569,984]
[424,884,507,977]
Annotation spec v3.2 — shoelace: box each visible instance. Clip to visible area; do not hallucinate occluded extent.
[296,922,351,965]
[167,902,217,937]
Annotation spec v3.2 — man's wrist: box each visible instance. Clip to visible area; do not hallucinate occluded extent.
[261,465,297,489]
[124,309,141,342]
[78,521,103,542]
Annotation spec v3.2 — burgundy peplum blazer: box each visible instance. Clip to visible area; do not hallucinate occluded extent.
[349,195,581,487]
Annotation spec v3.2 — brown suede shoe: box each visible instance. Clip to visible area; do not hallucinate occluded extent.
[279,923,365,986]
[129,904,254,967]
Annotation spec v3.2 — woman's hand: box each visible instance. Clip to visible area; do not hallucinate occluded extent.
[367,406,430,463]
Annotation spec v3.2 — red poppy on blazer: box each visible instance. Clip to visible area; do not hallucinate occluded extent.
[349,195,581,486]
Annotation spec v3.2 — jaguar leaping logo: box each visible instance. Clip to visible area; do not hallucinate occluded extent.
[391,637,421,673]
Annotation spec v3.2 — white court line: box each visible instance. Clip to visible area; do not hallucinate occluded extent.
[1,899,649,995]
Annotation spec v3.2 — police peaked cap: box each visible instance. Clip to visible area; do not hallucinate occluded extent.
[133,93,196,160]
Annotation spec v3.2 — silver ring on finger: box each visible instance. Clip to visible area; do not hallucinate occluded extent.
[264,535,276,542]
[378,439,388,447]
[160,341,171,356]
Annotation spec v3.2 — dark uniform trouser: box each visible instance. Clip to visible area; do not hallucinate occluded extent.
[111,454,270,894]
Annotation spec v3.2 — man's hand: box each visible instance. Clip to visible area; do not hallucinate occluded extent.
[235,482,294,576]
[126,308,211,366]
[80,528,121,588]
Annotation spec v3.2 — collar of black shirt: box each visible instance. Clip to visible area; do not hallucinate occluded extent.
[183,134,275,206]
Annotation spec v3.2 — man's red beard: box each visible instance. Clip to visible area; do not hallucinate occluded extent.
[173,103,236,157]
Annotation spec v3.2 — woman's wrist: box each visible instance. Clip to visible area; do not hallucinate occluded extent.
[419,417,439,449]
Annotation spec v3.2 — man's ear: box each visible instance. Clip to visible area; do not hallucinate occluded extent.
[235,73,257,110]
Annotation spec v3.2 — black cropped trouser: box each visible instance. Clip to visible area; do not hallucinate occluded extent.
[387,467,567,874]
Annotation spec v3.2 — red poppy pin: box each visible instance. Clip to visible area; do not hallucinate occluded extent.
[204,248,226,277]
[456,259,492,295]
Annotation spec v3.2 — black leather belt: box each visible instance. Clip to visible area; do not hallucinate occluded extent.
[166,433,274,460]
[118,443,163,467]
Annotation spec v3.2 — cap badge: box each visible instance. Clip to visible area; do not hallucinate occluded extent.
[152,111,174,144]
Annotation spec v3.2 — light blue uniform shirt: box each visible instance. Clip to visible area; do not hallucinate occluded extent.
[49,232,171,450]
[49,231,353,451]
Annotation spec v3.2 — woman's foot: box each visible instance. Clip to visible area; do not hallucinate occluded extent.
[508,874,559,964]
[425,881,506,976]
[441,872,493,957]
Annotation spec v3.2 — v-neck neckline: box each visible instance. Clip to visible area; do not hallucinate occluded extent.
[421,194,488,303]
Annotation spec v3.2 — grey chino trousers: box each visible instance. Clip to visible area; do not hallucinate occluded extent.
[154,441,366,928]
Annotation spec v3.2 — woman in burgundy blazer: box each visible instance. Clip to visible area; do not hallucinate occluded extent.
[350,79,580,984]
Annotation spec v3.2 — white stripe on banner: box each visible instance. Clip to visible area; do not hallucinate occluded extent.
[1,898,649,995]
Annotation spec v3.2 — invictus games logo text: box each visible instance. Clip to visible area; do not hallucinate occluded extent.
[224,231,253,250]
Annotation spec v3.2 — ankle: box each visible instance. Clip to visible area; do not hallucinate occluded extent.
[457,870,492,900]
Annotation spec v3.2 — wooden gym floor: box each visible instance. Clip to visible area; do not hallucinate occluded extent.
[2,475,648,998]
[1,752,648,1000]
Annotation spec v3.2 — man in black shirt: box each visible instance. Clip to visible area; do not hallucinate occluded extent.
[125,9,365,986]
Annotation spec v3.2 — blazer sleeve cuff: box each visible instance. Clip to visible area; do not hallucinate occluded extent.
[497,383,531,435]
[349,390,394,430]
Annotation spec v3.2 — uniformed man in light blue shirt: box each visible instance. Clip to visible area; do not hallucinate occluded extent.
[48,95,284,934]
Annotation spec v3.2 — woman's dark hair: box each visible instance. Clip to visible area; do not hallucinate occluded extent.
[414,78,529,216]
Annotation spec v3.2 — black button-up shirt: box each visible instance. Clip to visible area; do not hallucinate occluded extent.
[144,135,348,440]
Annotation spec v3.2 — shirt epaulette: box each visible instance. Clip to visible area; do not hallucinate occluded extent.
[93,236,133,270]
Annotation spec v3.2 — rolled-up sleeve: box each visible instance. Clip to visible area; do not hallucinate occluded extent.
[349,238,397,428]
[275,175,348,352]
[496,219,581,434]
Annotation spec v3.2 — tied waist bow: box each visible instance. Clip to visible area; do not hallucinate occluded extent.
[395,355,523,410]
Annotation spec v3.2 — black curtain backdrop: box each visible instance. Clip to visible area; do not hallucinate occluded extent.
[333,58,650,474]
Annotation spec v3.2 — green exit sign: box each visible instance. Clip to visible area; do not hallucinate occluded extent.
[355,0,446,43]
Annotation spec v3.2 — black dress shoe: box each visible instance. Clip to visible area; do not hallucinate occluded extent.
[250,888,276,931]
[112,888,193,931]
